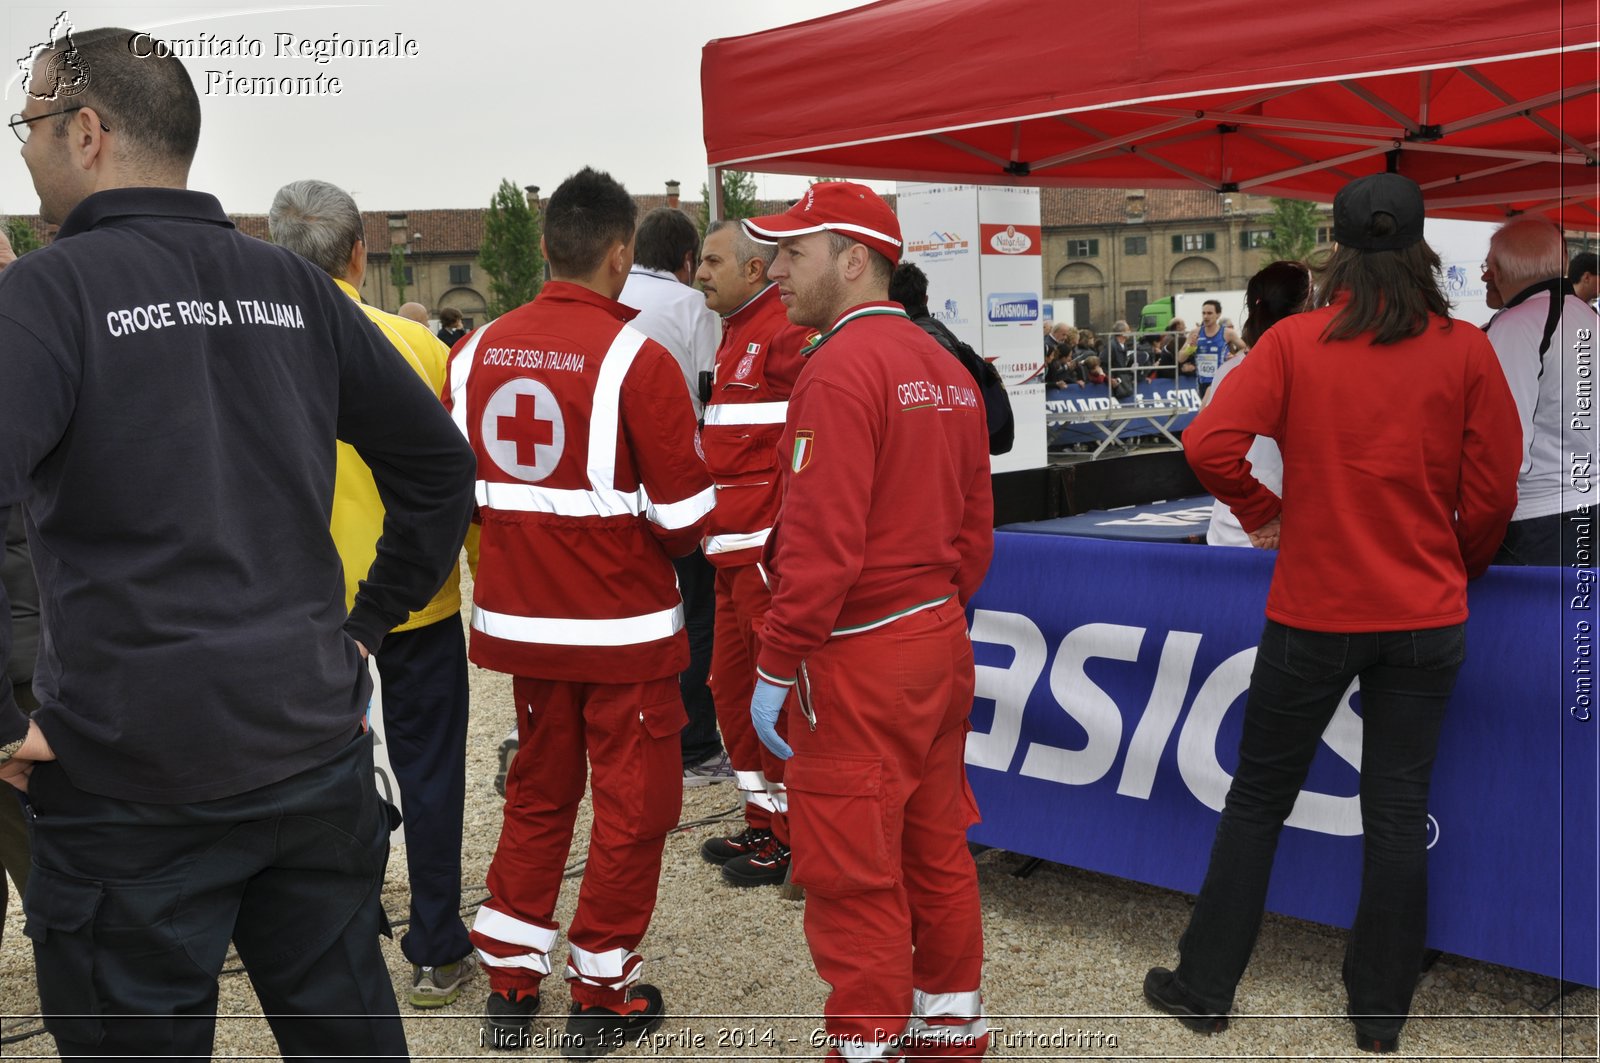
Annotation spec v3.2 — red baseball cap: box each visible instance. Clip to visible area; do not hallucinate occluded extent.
[742,181,902,263]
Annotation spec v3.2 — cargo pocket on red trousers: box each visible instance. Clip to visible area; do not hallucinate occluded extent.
[23,865,106,1045]
[626,693,689,840]
[785,753,897,894]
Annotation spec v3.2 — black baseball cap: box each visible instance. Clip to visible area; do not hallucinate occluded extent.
[1331,173,1425,252]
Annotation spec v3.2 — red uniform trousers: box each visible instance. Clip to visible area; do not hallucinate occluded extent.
[470,676,685,1008]
[785,601,987,1061]
[709,564,790,843]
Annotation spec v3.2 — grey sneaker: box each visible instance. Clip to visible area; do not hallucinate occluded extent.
[411,954,476,1008]
[683,751,733,787]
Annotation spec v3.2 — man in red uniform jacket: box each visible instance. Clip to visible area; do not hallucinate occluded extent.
[444,168,714,1056]
[744,183,995,1060]
[693,219,813,886]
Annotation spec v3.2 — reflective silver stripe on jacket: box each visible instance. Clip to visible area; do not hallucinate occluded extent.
[703,400,788,426]
[705,529,772,556]
[473,602,685,647]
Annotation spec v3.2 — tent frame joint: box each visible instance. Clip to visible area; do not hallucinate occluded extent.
[1406,124,1445,143]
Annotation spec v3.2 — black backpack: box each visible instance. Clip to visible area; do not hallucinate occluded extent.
[914,315,1015,455]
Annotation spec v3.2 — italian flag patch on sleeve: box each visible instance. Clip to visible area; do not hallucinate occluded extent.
[791,430,815,473]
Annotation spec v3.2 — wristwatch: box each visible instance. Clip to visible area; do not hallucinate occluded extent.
[0,736,24,766]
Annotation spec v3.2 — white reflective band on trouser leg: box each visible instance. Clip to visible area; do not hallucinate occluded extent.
[766,780,788,815]
[835,1036,903,1063]
[703,401,789,426]
[705,528,771,556]
[734,770,768,793]
[566,943,643,989]
[647,485,717,531]
[477,948,554,975]
[473,603,685,647]
[907,988,988,1044]
[472,905,559,976]
[912,989,984,1018]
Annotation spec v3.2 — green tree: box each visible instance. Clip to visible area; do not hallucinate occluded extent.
[5,217,41,256]
[389,244,408,306]
[698,170,760,235]
[478,178,543,319]
[1262,197,1320,262]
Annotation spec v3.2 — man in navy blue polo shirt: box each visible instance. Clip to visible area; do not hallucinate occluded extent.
[0,27,475,1058]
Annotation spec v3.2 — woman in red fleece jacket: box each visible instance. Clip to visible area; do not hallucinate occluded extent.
[1143,174,1521,1056]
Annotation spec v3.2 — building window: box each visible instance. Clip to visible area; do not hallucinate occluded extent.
[1124,236,1148,256]
[1316,227,1333,244]
[1067,238,1099,258]
[1124,289,1148,326]
[403,267,414,285]
[1172,232,1217,253]
[1240,229,1273,249]
[449,264,472,284]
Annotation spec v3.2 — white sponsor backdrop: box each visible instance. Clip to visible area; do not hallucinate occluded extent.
[1425,218,1499,327]
[897,183,1047,473]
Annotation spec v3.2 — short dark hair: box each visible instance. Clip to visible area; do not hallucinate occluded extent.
[888,261,930,316]
[1242,261,1311,347]
[439,307,463,327]
[1571,251,1599,285]
[1313,215,1450,345]
[1202,299,1222,314]
[633,208,699,273]
[40,28,201,167]
[543,167,637,278]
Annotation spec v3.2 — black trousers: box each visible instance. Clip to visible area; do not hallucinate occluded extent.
[1176,620,1464,1042]
[673,547,721,766]
[24,731,406,1060]
[376,617,473,967]
[1494,508,1592,566]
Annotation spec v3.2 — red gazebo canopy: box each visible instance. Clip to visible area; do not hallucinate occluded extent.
[703,0,1599,228]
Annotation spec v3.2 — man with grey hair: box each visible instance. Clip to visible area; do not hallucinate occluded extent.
[0,28,473,1057]
[269,178,478,1009]
[690,218,812,885]
[1483,217,1598,563]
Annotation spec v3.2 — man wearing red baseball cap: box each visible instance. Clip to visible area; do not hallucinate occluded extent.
[742,182,995,1060]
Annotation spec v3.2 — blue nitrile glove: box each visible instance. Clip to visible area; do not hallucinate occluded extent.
[750,679,792,760]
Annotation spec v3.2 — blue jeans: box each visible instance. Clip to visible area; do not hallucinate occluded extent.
[1175,620,1465,1041]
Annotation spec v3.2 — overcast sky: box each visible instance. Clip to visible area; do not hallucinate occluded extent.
[0,0,878,219]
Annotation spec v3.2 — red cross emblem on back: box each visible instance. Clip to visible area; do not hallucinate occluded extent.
[482,379,566,482]
[499,391,555,467]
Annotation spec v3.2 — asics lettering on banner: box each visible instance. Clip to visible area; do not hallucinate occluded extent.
[965,610,1367,838]
[483,378,565,482]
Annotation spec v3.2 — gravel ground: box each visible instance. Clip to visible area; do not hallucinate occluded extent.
[1,605,1596,1060]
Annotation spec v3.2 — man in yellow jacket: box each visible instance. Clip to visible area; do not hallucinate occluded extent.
[269,179,476,1009]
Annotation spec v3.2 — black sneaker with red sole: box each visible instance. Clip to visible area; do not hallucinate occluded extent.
[700,826,772,866]
[721,838,791,887]
[483,989,541,1051]
[561,983,666,1059]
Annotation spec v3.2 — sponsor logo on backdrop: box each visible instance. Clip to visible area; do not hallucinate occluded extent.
[987,292,1039,324]
[932,298,971,328]
[980,223,1042,256]
[905,229,971,256]
[967,611,1369,838]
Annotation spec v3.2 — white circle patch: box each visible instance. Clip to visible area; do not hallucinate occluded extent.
[482,378,565,482]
